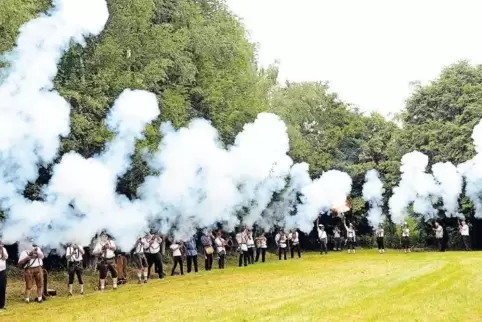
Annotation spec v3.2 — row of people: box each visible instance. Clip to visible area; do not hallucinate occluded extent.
[0,219,472,311]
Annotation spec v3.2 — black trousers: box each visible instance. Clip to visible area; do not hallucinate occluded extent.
[347,238,355,250]
[98,260,117,279]
[278,247,287,260]
[320,238,328,254]
[147,252,163,278]
[377,237,384,250]
[437,238,445,252]
[204,253,213,271]
[171,256,184,275]
[247,247,255,264]
[238,250,248,267]
[334,237,341,250]
[291,244,301,258]
[462,236,471,251]
[0,270,6,309]
[255,248,266,262]
[68,262,84,284]
[186,255,198,273]
[218,252,225,269]
[402,236,410,249]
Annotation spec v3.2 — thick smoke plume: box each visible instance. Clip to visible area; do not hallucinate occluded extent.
[0,0,109,249]
[138,113,294,241]
[362,169,385,227]
[389,151,439,223]
[293,170,352,233]
[265,162,312,231]
[458,119,482,218]
[432,162,462,218]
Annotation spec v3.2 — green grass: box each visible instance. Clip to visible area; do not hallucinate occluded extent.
[3,250,482,321]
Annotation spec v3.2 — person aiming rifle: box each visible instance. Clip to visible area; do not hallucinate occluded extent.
[433,221,444,252]
[275,229,288,260]
[132,236,148,284]
[65,241,85,295]
[343,217,356,254]
[18,242,45,303]
[458,219,471,251]
[401,222,410,253]
[92,233,118,291]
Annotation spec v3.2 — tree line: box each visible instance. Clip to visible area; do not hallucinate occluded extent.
[1,0,481,248]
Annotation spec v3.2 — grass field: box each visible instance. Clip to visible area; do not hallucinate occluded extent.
[2,250,482,321]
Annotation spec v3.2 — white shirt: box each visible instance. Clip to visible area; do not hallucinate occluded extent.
[402,228,409,237]
[376,228,384,238]
[134,238,148,254]
[147,236,162,254]
[215,237,225,253]
[318,229,327,239]
[346,228,355,238]
[19,248,44,268]
[334,230,341,238]
[93,240,116,259]
[461,224,469,236]
[275,233,287,248]
[0,247,8,271]
[257,236,267,248]
[289,232,299,245]
[435,226,443,239]
[170,243,182,257]
[66,245,84,262]
[247,236,255,248]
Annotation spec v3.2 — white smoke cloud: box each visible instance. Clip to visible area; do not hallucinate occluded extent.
[139,112,294,241]
[264,162,312,231]
[458,119,482,218]
[362,169,385,227]
[389,151,439,223]
[293,170,352,233]
[0,0,109,244]
[3,90,159,251]
[432,161,462,218]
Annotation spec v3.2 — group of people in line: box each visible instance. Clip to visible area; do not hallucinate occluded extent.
[0,218,473,311]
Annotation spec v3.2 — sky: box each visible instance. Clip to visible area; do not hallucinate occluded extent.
[225,0,482,117]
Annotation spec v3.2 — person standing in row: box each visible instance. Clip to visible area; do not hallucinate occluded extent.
[132,236,148,284]
[333,226,341,251]
[433,222,444,252]
[255,233,267,263]
[201,230,214,271]
[375,224,385,254]
[185,236,199,273]
[246,230,255,264]
[0,241,8,311]
[236,228,248,267]
[66,242,85,295]
[146,233,164,279]
[317,224,328,255]
[170,240,184,276]
[459,220,471,251]
[215,231,226,269]
[18,243,44,303]
[289,230,301,259]
[93,234,117,291]
[275,230,288,260]
[344,219,356,254]
[401,222,410,253]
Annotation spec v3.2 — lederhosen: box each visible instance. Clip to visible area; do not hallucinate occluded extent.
[22,253,43,290]
[98,242,117,279]
[67,247,84,284]
[133,241,148,269]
